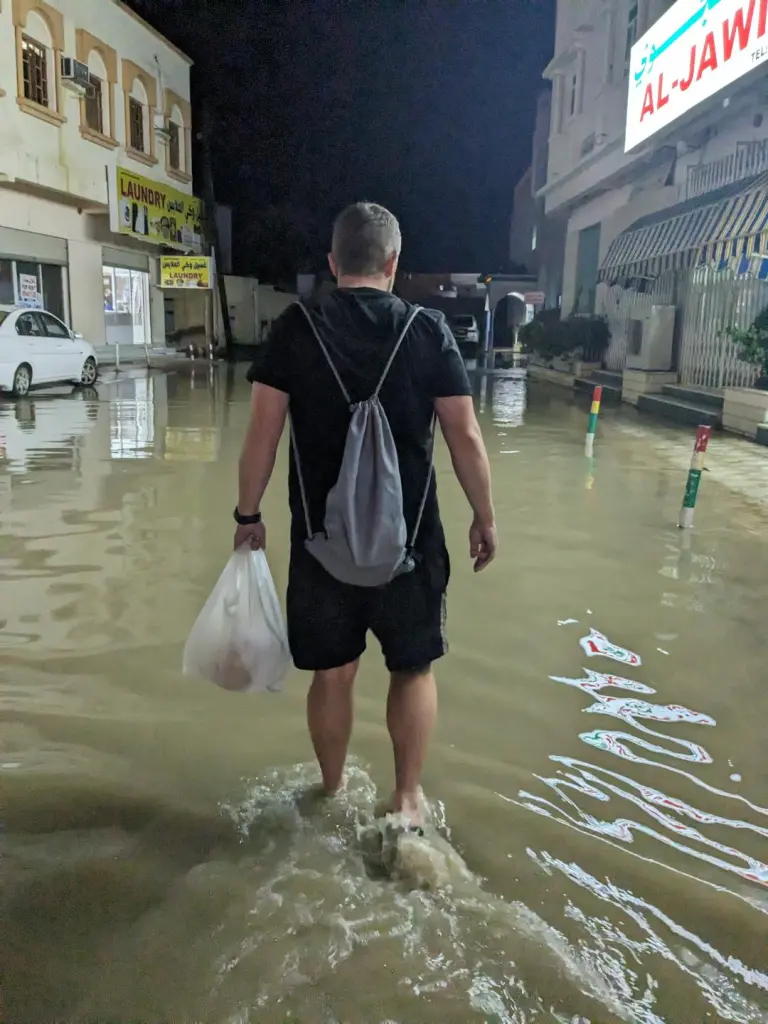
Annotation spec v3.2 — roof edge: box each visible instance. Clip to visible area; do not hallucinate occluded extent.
[112,1,194,65]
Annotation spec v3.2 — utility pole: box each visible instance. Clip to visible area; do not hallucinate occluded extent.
[197,101,235,361]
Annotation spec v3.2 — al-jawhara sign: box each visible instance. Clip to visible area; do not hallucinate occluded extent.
[626,0,768,152]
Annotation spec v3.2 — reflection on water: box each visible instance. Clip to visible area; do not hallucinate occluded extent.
[2,368,768,1023]
[110,375,156,459]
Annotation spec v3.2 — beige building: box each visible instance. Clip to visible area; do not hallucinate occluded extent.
[0,0,206,352]
[542,0,768,391]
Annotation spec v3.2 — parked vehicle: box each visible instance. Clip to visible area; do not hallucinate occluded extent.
[450,314,481,369]
[450,314,480,346]
[0,308,99,396]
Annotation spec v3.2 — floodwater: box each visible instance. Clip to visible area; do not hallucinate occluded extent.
[2,366,768,1024]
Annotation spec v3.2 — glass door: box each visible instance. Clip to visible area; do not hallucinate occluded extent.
[130,270,150,346]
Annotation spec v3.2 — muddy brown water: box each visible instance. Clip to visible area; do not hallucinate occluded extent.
[2,368,767,1024]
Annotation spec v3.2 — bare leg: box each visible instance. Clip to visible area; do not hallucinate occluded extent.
[386,668,437,824]
[307,661,359,794]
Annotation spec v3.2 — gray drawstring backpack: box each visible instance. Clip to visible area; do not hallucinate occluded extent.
[290,302,434,588]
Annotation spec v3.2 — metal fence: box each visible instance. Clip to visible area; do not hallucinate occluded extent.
[597,267,766,388]
[686,140,768,201]
[678,266,767,389]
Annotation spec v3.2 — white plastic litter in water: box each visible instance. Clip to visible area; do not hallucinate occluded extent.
[558,619,579,626]
[731,774,742,782]
[657,648,670,656]
[580,628,642,667]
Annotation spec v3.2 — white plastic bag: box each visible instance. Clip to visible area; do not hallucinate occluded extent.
[183,548,291,693]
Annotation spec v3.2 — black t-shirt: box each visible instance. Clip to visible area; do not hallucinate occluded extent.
[247,287,471,556]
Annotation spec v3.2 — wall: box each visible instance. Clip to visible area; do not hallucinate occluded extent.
[509,167,536,270]
[258,284,296,324]
[0,0,193,207]
[561,179,679,313]
[213,279,298,347]
[0,189,169,346]
[168,289,207,333]
[67,238,105,341]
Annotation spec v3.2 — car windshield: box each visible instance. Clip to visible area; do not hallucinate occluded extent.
[453,316,475,327]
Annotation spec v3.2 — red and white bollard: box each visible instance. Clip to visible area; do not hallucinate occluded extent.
[679,425,711,529]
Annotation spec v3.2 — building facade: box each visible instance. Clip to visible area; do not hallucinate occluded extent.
[542,0,768,388]
[509,90,567,309]
[0,0,202,351]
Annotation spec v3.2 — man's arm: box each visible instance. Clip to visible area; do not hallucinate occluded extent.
[235,383,289,548]
[435,395,497,571]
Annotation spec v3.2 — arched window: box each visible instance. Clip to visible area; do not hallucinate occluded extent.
[85,49,109,136]
[168,103,184,172]
[22,10,55,110]
[129,77,149,153]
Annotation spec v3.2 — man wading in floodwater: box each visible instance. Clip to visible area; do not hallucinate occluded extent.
[233,202,496,829]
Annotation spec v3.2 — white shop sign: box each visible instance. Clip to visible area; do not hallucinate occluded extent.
[626,0,768,152]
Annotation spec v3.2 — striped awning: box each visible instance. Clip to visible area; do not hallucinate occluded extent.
[598,171,768,283]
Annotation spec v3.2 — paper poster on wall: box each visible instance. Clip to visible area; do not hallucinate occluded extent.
[19,274,41,309]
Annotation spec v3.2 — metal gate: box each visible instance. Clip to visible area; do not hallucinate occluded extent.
[678,267,767,389]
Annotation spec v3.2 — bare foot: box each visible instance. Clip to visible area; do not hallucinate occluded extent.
[295,781,340,816]
[376,790,426,832]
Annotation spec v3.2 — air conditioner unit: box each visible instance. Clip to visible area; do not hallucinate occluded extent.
[627,305,676,371]
[60,56,90,92]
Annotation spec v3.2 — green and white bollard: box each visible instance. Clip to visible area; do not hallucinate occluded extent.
[679,425,711,529]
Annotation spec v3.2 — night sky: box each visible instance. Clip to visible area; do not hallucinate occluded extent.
[126,0,555,280]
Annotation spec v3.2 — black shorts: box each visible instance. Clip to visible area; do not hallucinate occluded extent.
[287,545,450,673]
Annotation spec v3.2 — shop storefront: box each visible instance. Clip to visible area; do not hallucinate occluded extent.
[0,226,69,322]
[101,246,151,347]
[104,166,204,347]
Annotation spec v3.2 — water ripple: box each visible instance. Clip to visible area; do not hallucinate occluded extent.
[513,625,768,1020]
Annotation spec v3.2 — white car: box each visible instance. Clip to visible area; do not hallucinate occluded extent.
[0,308,99,396]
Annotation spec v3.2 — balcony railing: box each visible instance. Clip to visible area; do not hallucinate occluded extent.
[686,140,768,200]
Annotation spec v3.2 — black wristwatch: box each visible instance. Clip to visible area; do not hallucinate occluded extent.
[233,507,262,526]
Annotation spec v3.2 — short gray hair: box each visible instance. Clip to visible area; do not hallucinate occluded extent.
[331,202,402,277]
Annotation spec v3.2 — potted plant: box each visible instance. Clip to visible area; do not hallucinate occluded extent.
[565,314,611,374]
[726,307,768,389]
[722,306,768,438]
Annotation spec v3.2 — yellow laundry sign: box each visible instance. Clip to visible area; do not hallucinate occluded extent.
[108,166,203,251]
[160,256,212,289]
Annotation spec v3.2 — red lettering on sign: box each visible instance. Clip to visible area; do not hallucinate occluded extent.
[641,83,655,120]
[697,31,718,79]
[760,0,767,36]
[657,72,670,109]
[118,179,165,210]
[680,43,697,90]
[723,0,755,60]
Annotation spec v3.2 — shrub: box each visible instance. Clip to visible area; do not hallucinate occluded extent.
[726,305,768,387]
[519,309,611,364]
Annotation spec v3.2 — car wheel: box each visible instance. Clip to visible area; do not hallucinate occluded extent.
[12,363,32,397]
[78,357,98,387]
